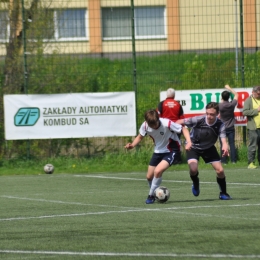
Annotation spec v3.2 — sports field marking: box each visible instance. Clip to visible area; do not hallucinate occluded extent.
[1,195,134,209]
[74,174,260,186]
[1,250,260,258]
[3,195,260,211]
[1,200,260,222]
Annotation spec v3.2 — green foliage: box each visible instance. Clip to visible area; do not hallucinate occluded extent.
[232,51,260,87]
[2,50,260,160]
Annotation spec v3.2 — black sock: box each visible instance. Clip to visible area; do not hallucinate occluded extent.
[190,172,199,187]
[217,177,226,194]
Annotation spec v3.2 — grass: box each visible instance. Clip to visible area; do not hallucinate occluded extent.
[0,144,250,175]
[1,167,260,259]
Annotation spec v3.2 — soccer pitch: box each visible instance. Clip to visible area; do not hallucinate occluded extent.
[1,168,260,259]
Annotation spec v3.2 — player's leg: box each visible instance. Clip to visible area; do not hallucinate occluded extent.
[206,146,232,200]
[145,153,163,204]
[145,152,176,204]
[145,165,156,204]
[186,148,200,196]
[211,161,231,200]
[147,156,170,197]
[149,160,169,195]
[146,165,155,188]
[151,150,180,192]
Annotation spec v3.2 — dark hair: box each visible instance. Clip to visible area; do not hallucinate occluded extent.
[221,90,230,101]
[206,102,219,114]
[144,109,159,126]
[252,86,260,92]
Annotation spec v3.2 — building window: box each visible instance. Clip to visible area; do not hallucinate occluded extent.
[27,8,88,42]
[102,6,166,40]
[55,9,87,40]
[41,9,88,41]
[0,11,9,42]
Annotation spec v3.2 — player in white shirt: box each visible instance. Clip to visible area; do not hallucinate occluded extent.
[125,109,191,204]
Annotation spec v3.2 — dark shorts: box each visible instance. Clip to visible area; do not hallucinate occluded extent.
[186,146,220,164]
[149,151,181,167]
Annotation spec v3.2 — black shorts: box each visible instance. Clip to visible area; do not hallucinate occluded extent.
[186,146,220,164]
[149,151,181,167]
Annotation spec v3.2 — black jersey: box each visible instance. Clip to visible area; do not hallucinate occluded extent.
[184,115,226,150]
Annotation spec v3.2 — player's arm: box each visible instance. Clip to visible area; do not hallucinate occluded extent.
[220,137,229,157]
[181,126,192,150]
[125,134,144,150]
[175,119,185,125]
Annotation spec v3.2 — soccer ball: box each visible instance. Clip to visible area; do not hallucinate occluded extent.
[44,164,54,174]
[154,186,170,203]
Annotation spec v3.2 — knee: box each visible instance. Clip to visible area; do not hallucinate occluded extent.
[153,169,163,178]
[216,170,225,178]
[189,162,198,175]
[146,173,153,181]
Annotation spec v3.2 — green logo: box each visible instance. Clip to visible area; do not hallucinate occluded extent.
[14,108,40,126]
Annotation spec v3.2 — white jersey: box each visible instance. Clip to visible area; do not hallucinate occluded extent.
[139,118,182,153]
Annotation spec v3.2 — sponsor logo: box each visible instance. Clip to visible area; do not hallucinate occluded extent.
[14,108,40,126]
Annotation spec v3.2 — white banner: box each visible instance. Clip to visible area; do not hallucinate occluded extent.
[4,92,136,140]
[160,88,252,126]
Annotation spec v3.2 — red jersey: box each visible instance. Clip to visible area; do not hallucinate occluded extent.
[157,98,184,122]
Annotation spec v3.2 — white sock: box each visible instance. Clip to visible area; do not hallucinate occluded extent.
[149,177,162,196]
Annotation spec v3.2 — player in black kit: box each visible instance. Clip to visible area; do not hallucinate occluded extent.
[176,102,231,200]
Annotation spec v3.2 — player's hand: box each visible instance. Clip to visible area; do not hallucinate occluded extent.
[125,143,134,149]
[185,141,192,151]
[222,149,229,157]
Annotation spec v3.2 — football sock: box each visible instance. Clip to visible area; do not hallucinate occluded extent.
[190,172,199,187]
[217,177,227,194]
[147,180,152,188]
[149,177,162,196]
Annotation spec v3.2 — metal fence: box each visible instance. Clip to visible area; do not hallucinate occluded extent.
[0,0,258,159]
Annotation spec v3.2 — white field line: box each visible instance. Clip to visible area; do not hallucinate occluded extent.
[1,195,132,209]
[0,250,260,258]
[1,196,260,221]
[74,174,260,186]
[1,175,260,222]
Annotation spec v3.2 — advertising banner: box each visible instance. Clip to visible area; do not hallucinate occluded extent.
[160,88,251,126]
[4,92,136,140]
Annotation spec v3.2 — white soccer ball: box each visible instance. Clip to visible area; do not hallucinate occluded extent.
[44,164,54,174]
[154,186,170,203]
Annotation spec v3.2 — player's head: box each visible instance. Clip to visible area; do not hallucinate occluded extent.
[145,109,160,129]
[252,86,260,99]
[166,88,175,98]
[205,102,219,124]
[221,90,230,101]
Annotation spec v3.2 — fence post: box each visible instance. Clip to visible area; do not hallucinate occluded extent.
[239,0,247,145]
[21,0,30,159]
[130,0,138,135]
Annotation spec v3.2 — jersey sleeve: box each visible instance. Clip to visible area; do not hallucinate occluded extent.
[184,116,199,128]
[169,121,182,133]
[219,123,226,138]
[139,122,147,137]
